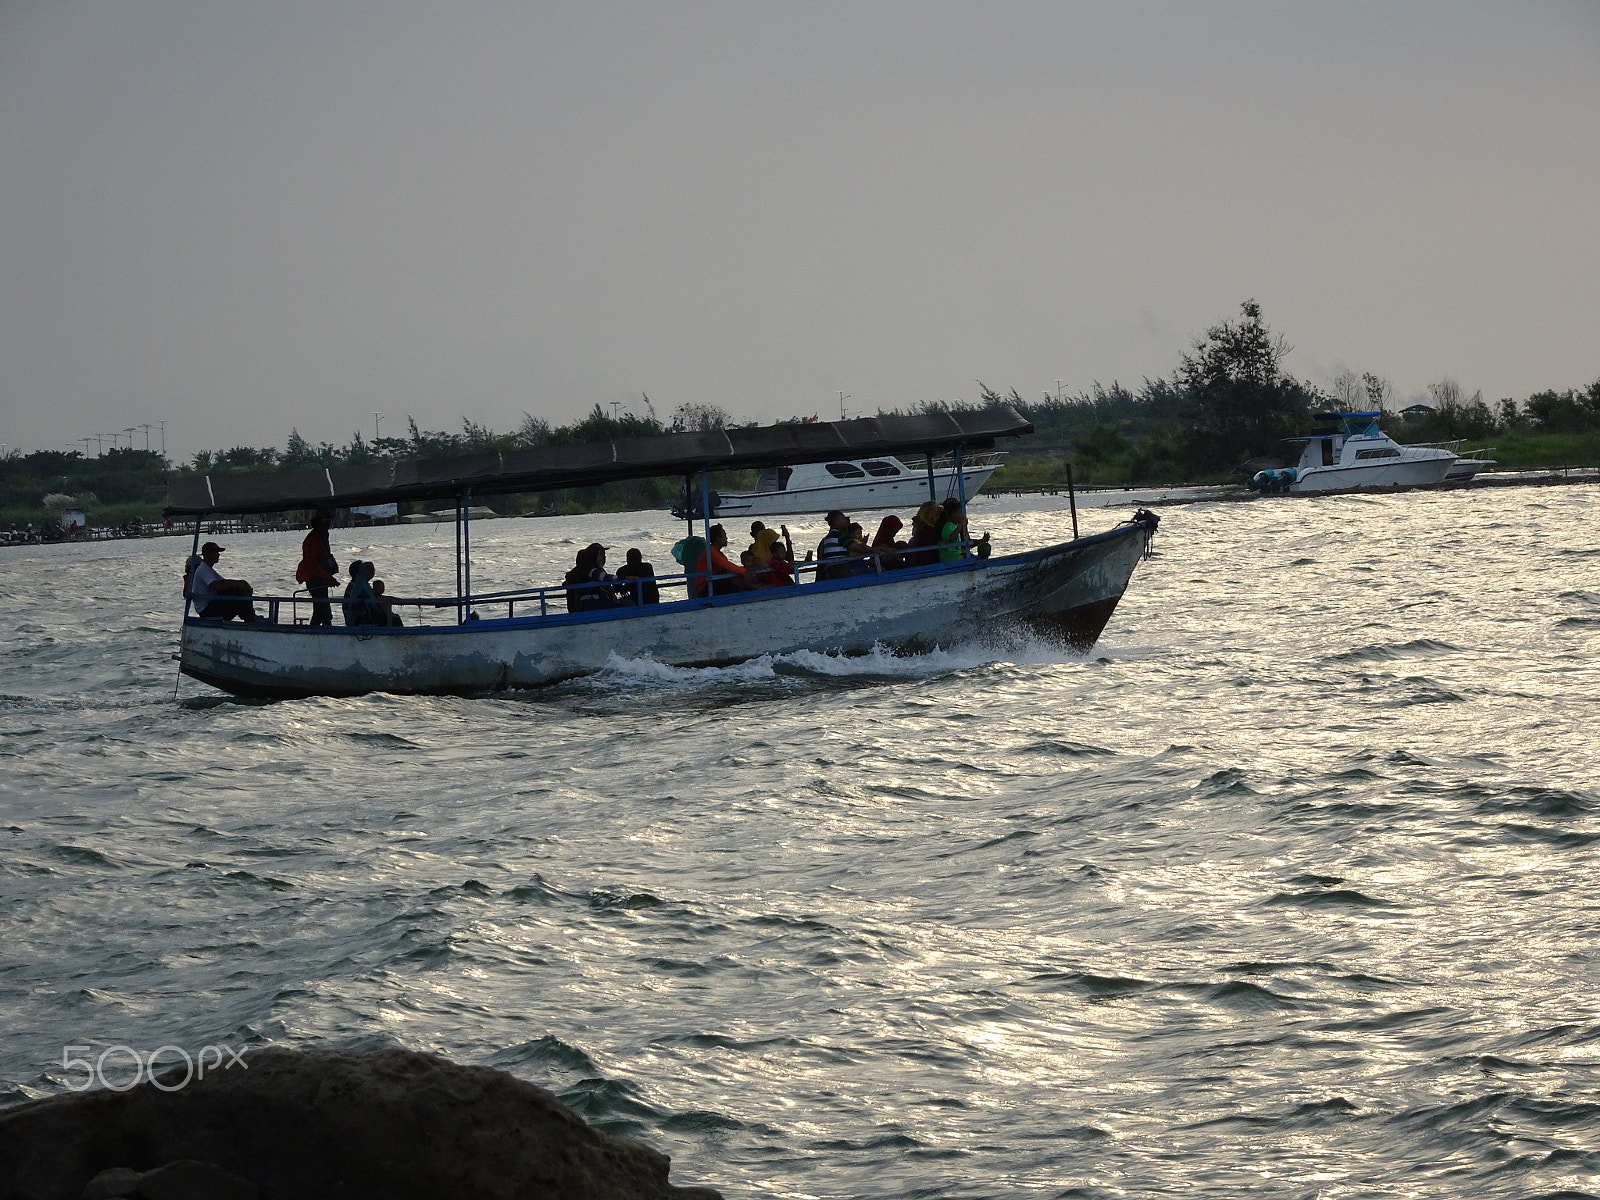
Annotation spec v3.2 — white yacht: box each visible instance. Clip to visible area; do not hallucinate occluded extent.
[1251,412,1456,494]
[674,452,1004,519]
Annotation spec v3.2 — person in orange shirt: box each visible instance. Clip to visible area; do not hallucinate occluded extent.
[693,524,750,597]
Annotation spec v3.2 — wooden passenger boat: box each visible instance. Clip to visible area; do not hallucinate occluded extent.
[166,408,1159,699]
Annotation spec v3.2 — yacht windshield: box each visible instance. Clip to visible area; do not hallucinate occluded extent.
[1339,413,1383,437]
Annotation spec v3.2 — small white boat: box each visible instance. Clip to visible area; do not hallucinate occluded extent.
[1250,412,1456,494]
[674,452,1003,519]
[1445,449,1497,480]
[167,409,1158,699]
[1405,440,1498,482]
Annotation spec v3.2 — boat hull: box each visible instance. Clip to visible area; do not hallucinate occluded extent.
[711,464,999,518]
[1290,454,1455,493]
[179,521,1153,699]
[1445,459,1494,481]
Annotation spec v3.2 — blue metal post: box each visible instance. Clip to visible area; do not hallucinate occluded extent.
[462,488,473,621]
[699,470,714,598]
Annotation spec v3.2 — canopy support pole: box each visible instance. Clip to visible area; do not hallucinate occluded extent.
[699,470,714,598]
[1066,463,1079,540]
[460,489,473,622]
[926,453,936,503]
[955,445,966,506]
[184,516,203,620]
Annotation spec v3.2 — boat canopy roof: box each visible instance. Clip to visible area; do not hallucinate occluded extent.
[1290,411,1384,442]
[164,407,1032,515]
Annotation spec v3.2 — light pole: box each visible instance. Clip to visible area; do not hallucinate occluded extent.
[838,392,851,421]
[374,412,384,441]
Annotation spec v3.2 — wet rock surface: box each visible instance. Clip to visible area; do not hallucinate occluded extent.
[0,1047,723,1200]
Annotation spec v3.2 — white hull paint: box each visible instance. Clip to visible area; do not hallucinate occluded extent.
[1291,455,1455,492]
[710,464,1000,518]
[180,522,1153,698]
[1445,458,1495,481]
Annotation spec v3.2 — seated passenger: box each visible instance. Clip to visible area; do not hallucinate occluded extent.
[938,499,969,563]
[740,549,768,588]
[815,510,853,580]
[188,542,260,622]
[749,527,784,586]
[747,520,769,562]
[614,548,661,604]
[692,524,749,597]
[904,501,945,567]
[563,543,622,612]
[871,515,905,570]
[845,523,874,575]
[671,534,705,597]
[342,560,386,626]
[765,537,796,587]
[372,579,405,626]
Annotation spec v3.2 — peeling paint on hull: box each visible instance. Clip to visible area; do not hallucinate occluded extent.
[180,523,1153,699]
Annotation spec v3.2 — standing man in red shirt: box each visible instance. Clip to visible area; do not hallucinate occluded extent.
[295,512,340,626]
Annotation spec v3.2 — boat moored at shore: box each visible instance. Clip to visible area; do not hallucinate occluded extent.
[672,452,1004,520]
[1250,411,1456,494]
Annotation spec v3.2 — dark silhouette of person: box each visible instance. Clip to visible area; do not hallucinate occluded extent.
[563,543,623,612]
[188,542,259,622]
[296,512,339,626]
[614,548,661,604]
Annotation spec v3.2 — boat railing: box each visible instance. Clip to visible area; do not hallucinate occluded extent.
[187,539,989,629]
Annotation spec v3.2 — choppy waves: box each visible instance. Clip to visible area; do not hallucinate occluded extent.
[3,490,1600,1196]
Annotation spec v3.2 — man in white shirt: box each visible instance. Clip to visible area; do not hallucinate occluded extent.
[188,542,260,622]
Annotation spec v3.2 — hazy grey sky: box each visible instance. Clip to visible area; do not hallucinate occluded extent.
[3,1,1597,461]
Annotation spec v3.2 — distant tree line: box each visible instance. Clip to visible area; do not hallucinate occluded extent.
[955,301,1600,486]
[4,301,1598,523]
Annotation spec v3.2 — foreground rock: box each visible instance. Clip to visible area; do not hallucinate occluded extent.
[0,1047,723,1200]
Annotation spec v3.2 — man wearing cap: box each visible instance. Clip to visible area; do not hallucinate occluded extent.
[188,542,260,622]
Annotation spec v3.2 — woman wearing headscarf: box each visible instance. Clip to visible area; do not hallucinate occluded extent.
[904,501,944,567]
[749,527,783,582]
[342,560,384,626]
[870,515,904,570]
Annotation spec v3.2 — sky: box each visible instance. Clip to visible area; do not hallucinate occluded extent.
[2,1,1597,463]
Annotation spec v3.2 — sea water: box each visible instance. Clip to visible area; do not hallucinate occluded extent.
[2,488,1598,1199]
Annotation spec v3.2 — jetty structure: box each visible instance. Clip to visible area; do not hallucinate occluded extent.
[166,407,1159,698]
